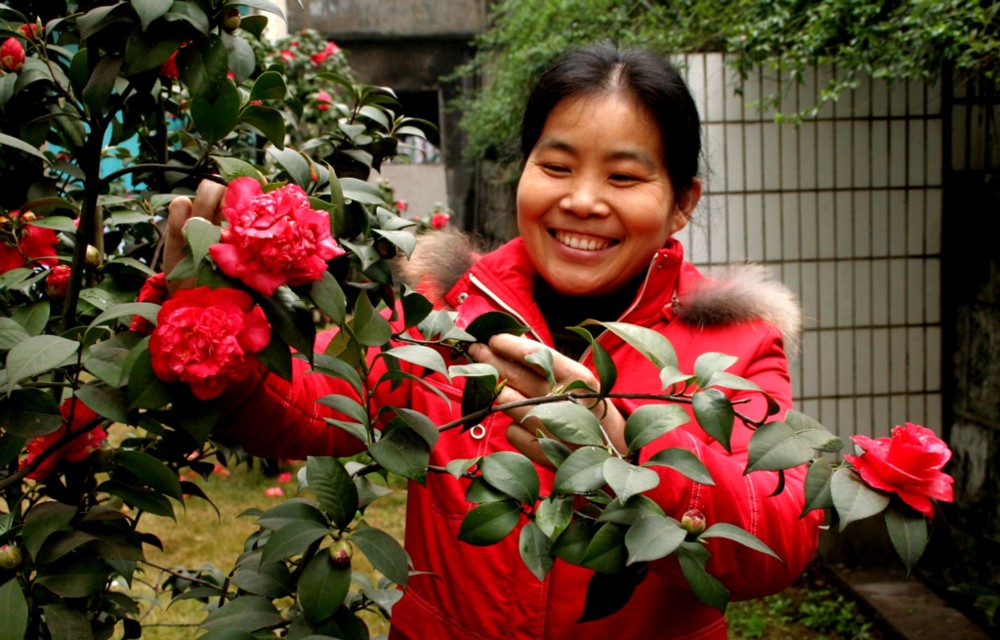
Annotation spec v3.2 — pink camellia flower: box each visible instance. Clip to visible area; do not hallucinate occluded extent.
[315,90,332,111]
[0,211,59,274]
[209,177,345,295]
[1,37,25,72]
[280,49,295,62]
[395,200,408,212]
[264,486,285,497]
[45,264,71,299]
[324,41,340,55]
[21,397,106,481]
[277,472,293,483]
[310,51,328,66]
[430,212,450,229]
[845,422,955,517]
[149,286,271,400]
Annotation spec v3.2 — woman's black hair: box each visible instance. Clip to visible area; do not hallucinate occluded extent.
[521,43,701,197]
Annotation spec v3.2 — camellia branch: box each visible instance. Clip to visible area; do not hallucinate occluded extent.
[100,164,227,189]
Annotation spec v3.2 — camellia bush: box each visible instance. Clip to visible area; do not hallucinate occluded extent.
[0,2,955,639]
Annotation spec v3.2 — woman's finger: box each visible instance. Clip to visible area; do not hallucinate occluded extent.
[162,180,227,292]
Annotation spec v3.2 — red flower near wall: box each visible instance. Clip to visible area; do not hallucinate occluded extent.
[21,398,106,481]
[150,287,271,400]
[845,422,955,517]
[209,177,345,295]
[0,211,58,274]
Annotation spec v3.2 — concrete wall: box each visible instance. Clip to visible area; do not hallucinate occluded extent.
[289,0,486,38]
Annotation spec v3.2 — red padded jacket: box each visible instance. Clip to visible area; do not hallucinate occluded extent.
[221,236,823,640]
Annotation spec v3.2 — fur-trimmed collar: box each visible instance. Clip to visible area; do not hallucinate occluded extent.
[397,230,802,353]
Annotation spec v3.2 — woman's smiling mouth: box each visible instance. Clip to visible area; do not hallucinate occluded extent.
[552,229,618,251]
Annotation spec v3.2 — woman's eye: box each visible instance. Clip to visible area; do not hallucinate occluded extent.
[542,164,569,174]
[610,173,638,183]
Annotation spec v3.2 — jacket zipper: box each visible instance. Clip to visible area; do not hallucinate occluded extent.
[467,273,545,344]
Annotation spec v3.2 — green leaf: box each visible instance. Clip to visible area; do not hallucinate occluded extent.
[692,388,735,452]
[645,448,715,485]
[249,70,287,101]
[786,409,843,453]
[114,451,184,501]
[213,156,265,183]
[677,542,729,611]
[0,132,48,162]
[256,499,328,530]
[182,217,222,268]
[339,177,385,205]
[623,403,688,453]
[231,557,292,599]
[524,346,557,387]
[317,394,368,425]
[351,525,410,587]
[694,352,738,386]
[746,421,815,472]
[800,457,835,516]
[624,513,686,564]
[598,493,665,525]
[885,507,928,575]
[459,372,498,431]
[380,345,449,379]
[200,595,284,632]
[260,520,330,566]
[178,34,229,100]
[466,477,508,504]
[458,500,521,545]
[518,521,554,581]
[0,317,31,350]
[24,501,76,561]
[593,321,678,370]
[82,56,122,114]
[132,0,172,31]
[701,523,782,561]
[535,496,574,538]
[581,522,627,573]
[98,481,175,519]
[481,451,540,504]
[34,557,109,598]
[11,301,50,336]
[124,30,181,74]
[310,353,363,397]
[401,289,433,330]
[0,388,62,438]
[551,519,594,564]
[127,347,171,410]
[25,215,78,233]
[240,105,286,148]
[567,326,617,393]
[75,382,128,423]
[306,456,358,531]
[368,423,429,484]
[0,579,29,640]
[578,565,646,623]
[259,288,315,361]
[464,311,530,343]
[309,272,347,326]
[4,335,79,391]
[351,292,392,347]
[88,302,161,330]
[299,552,351,624]
[391,407,440,447]
[192,79,240,143]
[221,29,255,82]
[831,467,891,531]
[552,447,611,495]
[602,457,660,504]
[268,147,311,186]
[525,402,604,447]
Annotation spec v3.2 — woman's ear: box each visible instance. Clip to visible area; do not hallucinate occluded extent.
[669,177,702,234]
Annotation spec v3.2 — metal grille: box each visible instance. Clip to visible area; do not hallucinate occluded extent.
[674,53,944,440]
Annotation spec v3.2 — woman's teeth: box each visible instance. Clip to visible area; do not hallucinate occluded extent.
[554,231,610,251]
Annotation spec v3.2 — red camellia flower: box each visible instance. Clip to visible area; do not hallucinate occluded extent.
[430,212,451,229]
[161,50,180,79]
[845,422,955,517]
[0,211,59,274]
[16,23,39,40]
[209,177,345,295]
[21,397,106,481]
[45,264,71,298]
[1,37,25,72]
[280,49,295,62]
[315,90,332,111]
[150,287,271,400]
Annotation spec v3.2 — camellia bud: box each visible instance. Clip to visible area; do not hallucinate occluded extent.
[85,244,101,269]
[45,264,72,299]
[328,538,353,566]
[222,8,241,33]
[19,210,36,223]
[1,37,25,72]
[0,543,23,570]
[680,509,707,536]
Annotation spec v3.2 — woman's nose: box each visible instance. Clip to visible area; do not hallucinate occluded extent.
[558,178,610,217]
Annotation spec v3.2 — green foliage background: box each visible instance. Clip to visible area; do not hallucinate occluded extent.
[455,0,999,167]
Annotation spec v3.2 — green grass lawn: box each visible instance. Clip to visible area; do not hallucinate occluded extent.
[126,460,881,639]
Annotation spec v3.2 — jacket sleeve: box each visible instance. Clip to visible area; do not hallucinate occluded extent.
[639,323,823,601]
[215,329,410,460]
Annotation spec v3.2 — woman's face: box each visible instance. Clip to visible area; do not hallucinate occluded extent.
[517,93,698,296]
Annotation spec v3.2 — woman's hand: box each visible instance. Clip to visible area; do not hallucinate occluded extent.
[468,333,626,466]
[162,180,227,293]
